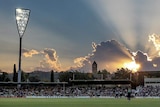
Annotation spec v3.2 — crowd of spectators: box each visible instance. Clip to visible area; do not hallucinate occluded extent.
[0,85,160,98]
[135,86,160,97]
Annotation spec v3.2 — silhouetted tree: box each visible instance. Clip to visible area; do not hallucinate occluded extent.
[59,71,94,82]
[0,72,10,82]
[59,71,72,82]
[21,71,30,82]
[101,69,110,79]
[114,68,131,79]
[50,70,54,82]
[86,73,94,79]
[73,71,93,80]
[0,72,4,81]
[29,75,40,82]
[13,64,17,82]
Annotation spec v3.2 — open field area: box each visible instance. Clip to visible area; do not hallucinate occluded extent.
[0,98,160,107]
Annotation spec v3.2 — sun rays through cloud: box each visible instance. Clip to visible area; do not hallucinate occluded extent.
[123,61,140,72]
[87,0,160,51]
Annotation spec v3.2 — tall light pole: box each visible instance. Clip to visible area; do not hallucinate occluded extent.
[15,8,30,87]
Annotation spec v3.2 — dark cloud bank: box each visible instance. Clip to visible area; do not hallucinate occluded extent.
[79,40,160,72]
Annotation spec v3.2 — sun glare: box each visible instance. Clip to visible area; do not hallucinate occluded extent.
[123,61,140,72]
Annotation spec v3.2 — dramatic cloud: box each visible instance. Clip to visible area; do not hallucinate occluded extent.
[87,0,160,52]
[32,48,61,71]
[149,34,160,56]
[22,48,39,57]
[152,57,160,69]
[74,56,89,68]
[73,39,160,72]
[72,40,134,72]
[133,51,153,71]
[92,42,97,52]
[21,39,160,73]
[22,48,61,71]
[42,48,58,61]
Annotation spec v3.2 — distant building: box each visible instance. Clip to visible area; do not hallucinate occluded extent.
[144,78,160,87]
[92,61,97,74]
[137,71,160,86]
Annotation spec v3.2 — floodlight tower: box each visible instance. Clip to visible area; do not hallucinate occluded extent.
[15,8,30,87]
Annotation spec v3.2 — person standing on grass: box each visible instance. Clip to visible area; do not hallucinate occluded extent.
[127,86,131,100]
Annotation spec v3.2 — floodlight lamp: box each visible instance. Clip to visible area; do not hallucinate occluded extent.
[16,8,23,13]
[16,8,30,37]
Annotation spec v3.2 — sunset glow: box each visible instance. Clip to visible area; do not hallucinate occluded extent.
[123,61,140,72]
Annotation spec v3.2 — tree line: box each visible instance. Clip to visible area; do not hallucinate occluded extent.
[0,64,137,85]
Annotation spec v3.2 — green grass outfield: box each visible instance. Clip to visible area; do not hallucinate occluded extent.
[0,98,160,107]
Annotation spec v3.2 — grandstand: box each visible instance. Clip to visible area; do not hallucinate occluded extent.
[1,71,160,98]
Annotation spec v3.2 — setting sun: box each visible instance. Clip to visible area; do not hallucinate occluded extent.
[123,61,140,72]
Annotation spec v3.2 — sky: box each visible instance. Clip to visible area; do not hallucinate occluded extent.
[1,0,160,73]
